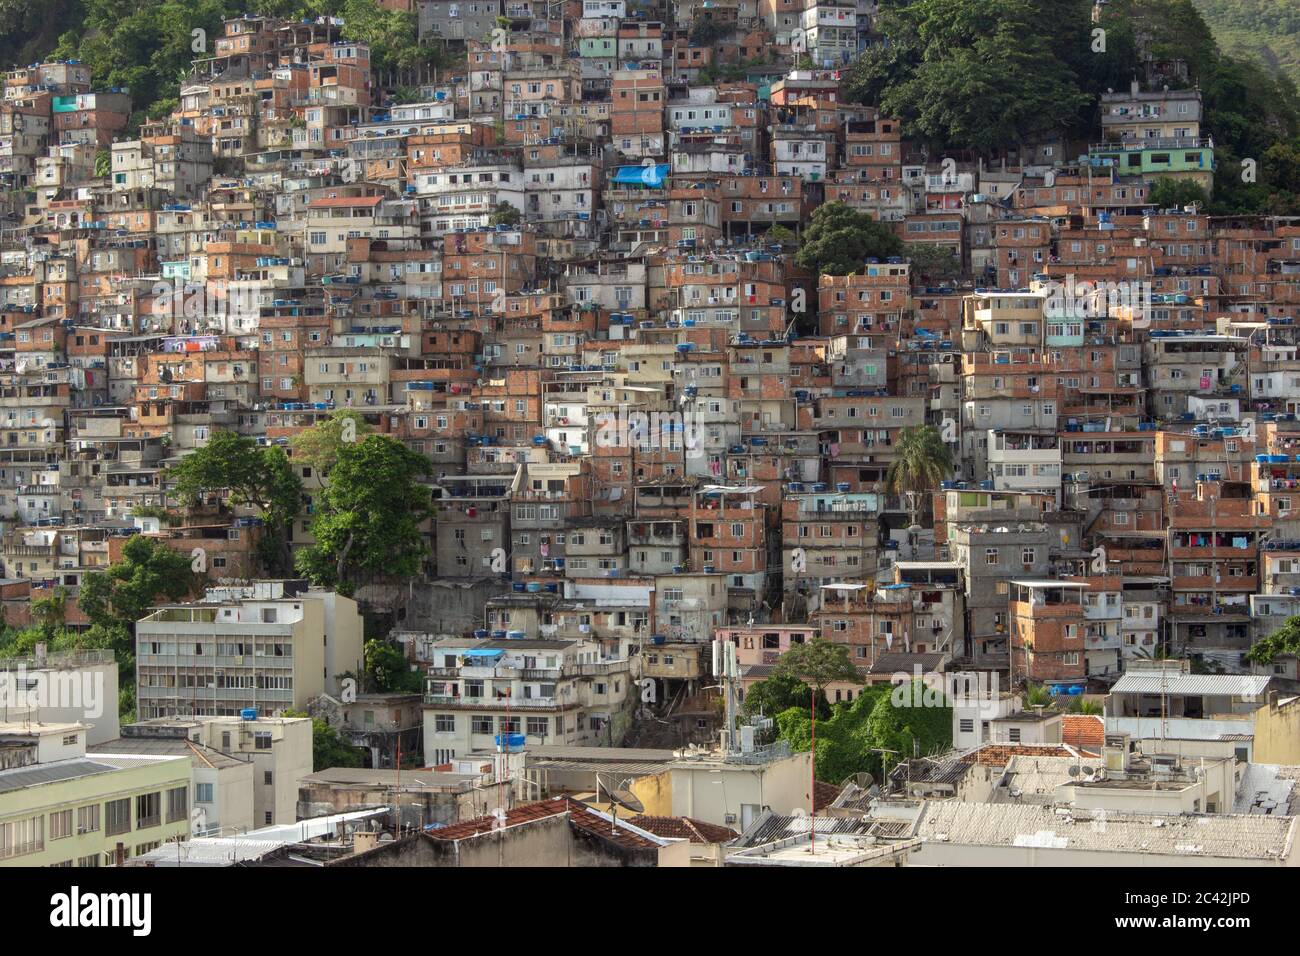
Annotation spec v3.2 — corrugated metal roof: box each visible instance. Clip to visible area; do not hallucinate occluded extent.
[1110,673,1270,697]
[0,757,117,794]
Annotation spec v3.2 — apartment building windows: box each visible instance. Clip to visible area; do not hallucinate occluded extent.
[166,786,188,823]
[105,798,131,837]
[135,792,161,829]
[0,816,43,859]
[49,809,74,841]
[77,804,100,834]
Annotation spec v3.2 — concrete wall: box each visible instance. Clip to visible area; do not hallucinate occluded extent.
[297,784,487,828]
[328,812,671,867]
[1254,694,1300,765]
[909,842,1296,867]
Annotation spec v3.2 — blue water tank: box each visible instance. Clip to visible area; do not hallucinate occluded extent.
[240,708,257,720]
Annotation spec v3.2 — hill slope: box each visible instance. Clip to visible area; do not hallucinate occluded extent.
[1192,0,1300,87]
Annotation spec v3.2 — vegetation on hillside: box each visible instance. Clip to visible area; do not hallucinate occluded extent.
[1,1,444,135]
[849,0,1300,214]
[1192,0,1300,89]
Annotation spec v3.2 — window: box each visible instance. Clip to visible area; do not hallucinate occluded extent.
[435,714,455,732]
[195,783,214,804]
[985,548,1000,565]
[959,719,975,733]
[1008,728,1021,743]
[526,716,548,736]
[166,787,188,823]
[49,809,74,841]
[471,715,494,734]
[135,792,161,829]
[0,816,43,859]
[106,798,131,836]
[77,804,100,833]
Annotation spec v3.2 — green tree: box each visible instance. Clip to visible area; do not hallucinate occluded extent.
[77,535,201,722]
[1022,682,1054,708]
[1148,176,1210,210]
[688,18,728,48]
[31,586,69,642]
[775,681,952,783]
[284,709,366,771]
[793,202,903,276]
[742,671,831,721]
[364,638,422,693]
[295,435,432,595]
[1245,615,1300,665]
[79,535,202,633]
[339,0,435,75]
[487,202,522,227]
[1067,696,1103,715]
[885,425,954,531]
[904,242,962,281]
[764,224,796,246]
[773,638,862,699]
[166,430,303,573]
[288,409,375,478]
[843,0,1096,153]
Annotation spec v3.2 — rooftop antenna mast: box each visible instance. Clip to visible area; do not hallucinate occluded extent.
[711,636,739,755]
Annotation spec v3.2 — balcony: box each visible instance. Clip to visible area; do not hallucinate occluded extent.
[423,694,574,710]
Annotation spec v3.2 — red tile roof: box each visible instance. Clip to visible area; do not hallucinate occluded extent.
[814,780,842,812]
[425,798,568,841]
[1062,714,1105,752]
[628,815,738,844]
[426,797,664,851]
[960,744,1080,766]
[307,195,384,208]
[565,800,663,850]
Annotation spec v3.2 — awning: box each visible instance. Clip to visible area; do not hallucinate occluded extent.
[612,164,669,187]
[464,648,505,659]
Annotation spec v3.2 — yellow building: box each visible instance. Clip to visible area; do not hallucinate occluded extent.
[1254,692,1300,765]
[0,722,191,867]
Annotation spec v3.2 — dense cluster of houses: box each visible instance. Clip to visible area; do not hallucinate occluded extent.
[0,4,1297,798]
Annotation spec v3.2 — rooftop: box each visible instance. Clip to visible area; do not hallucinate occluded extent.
[915,801,1297,861]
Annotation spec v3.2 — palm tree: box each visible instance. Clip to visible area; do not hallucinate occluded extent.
[1067,697,1102,715]
[1022,682,1053,708]
[885,425,954,535]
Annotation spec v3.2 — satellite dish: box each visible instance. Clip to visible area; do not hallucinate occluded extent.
[597,775,645,814]
[841,772,875,790]
[1067,765,1081,777]
[1081,767,1095,776]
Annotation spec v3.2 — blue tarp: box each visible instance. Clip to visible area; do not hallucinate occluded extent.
[464,648,505,658]
[612,164,670,187]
